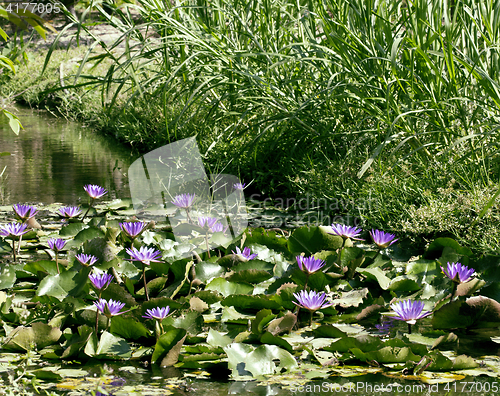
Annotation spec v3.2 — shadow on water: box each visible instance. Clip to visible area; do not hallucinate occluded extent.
[0,105,134,205]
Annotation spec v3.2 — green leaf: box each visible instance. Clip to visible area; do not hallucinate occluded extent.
[109,316,151,340]
[86,331,132,359]
[59,223,86,237]
[221,294,282,311]
[37,269,90,301]
[433,296,500,329]
[356,267,391,290]
[0,265,16,290]
[151,327,187,365]
[388,276,421,292]
[4,323,62,352]
[195,262,225,283]
[162,311,203,335]
[224,343,297,377]
[206,329,232,348]
[227,269,272,284]
[205,277,253,297]
[288,226,343,256]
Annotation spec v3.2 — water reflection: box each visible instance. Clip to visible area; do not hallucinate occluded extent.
[0,106,134,204]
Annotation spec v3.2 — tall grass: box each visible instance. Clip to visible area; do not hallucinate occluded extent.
[45,0,500,176]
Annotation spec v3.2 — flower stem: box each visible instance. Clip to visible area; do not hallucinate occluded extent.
[309,310,313,327]
[142,263,149,301]
[95,310,99,336]
[55,252,60,274]
[205,233,211,258]
[82,198,95,222]
[451,282,458,302]
[408,323,412,334]
[17,234,23,256]
[11,239,16,262]
[185,208,193,223]
[336,238,346,267]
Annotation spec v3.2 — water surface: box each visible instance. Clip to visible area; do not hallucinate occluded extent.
[0,105,134,205]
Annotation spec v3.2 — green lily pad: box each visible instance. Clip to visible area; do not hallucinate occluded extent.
[288,226,343,256]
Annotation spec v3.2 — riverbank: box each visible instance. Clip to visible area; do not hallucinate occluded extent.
[2,0,500,256]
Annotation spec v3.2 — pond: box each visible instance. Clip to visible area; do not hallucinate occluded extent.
[0,105,133,205]
[1,108,500,396]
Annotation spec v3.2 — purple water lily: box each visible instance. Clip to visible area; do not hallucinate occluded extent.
[0,222,28,262]
[233,183,246,190]
[296,255,326,275]
[293,290,333,312]
[172,193,196,209]
[441,262,475,284]
[370,229,398,249]
[232,246,258,260]
[0,222,28,237]
[390,300,432,333]
[13,204,38,221]
[126,246,162,266]
[210,221,228,233]
[75,253,98,267]
[120,221,147,239]
[58,206,82,219]
[126,246,162,301]
[89,272,114,291]
[329,223,363,241]
[48,238,66,252]
[94,298,126,318]
[143,306,170,321]
[198,216,218,229]
[84,184,108,199]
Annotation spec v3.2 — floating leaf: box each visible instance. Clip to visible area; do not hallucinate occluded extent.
[109,316,151,340]
[288,226,342,256]
[205,277,253,297]
[221,294,282,311]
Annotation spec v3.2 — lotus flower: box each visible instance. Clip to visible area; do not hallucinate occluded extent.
[13,204,38,222]
[94,298,125,318]
[172,193,196,209]
[143,306,170,321]
[120,221,147,239]
[369,229,398,249]
[329,223,363,241]
[89,272,114,291]
[75,253,98,267]
[232,246,258,260]
[441,262,475,284]
[58,206,82,219]
[390,300,432,333]
[296,255,326,275]
[84,184,108,199]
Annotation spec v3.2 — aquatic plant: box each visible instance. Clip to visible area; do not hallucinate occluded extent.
[441,262,475,302]
[58,206,82,219]
[126,246,162,301]
[82,184,107,221]
[328,224,363,241]
[198,216,217,229]
[47,238,66,274]
[13,204,38,222]
[89,272,114,294]
[120,221,147,240]
[172,193,196,222]
[75,253,98,267]
[296,255,325,275]
[143,306,171,337]
[293,290,333,325]
[390,300,432,334]
[232,246,258,261]
[369,229,398,249]
[0,222,28,261]
[233,183,246,190]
